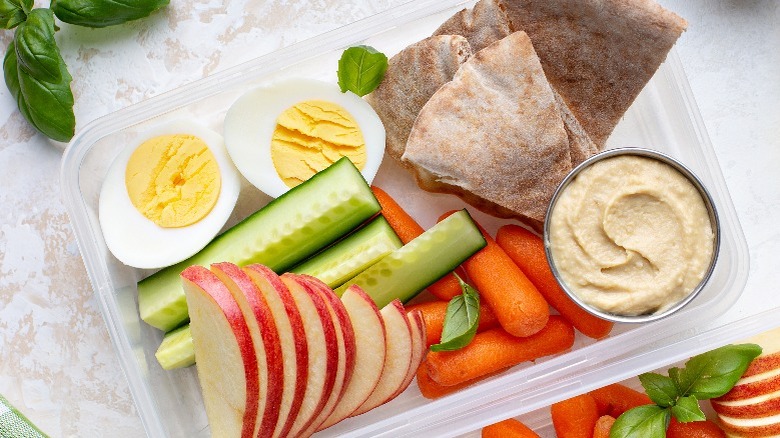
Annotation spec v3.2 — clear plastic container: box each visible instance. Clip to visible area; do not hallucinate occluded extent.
[60,0,757,436]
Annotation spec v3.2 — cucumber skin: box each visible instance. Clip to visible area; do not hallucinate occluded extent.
[138,158,380,331]
[335,209,486,308]
[290,215,402,288]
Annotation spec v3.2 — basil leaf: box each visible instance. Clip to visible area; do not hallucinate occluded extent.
[670,395,706,422]
[610,405,670,438]
[639,372,678,407]
[4,38,75,141]
[51,0,169,28]
[430,277,480,352]
[337,45,388,97]
[674,344,762,399]
[15,9,61,82]
[0,0,32,29]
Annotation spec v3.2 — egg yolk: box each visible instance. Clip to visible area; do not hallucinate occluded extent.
[125,134,221,228]
[271,100,366,188]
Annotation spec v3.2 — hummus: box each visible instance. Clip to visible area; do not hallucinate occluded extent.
[548,155,715,316]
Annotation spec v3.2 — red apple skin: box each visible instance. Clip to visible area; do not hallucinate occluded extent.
[181,265,258,438]
[243,264,308,438]
[391,309,426,400]
[210,262,284,438]
[319,285,387,430]
[742,352,780,378]
[297,274,357,434]
[715,373,780,402]
[718,417,780,437]
[712,396,780,418]
[352,299,414,416]
[281,274,339,437]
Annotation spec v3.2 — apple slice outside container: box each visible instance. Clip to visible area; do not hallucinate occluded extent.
[319,285,387,429]
[181,265,259,438]
[280,273,340,437]
[210,262,284,438]
[296,274,357,434]
[352,299,414,416]
[243,264,308,438]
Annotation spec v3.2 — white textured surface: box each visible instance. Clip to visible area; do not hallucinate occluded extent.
[0,1,777,437]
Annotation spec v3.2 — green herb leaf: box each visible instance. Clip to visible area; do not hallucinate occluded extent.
[0,0,32,29]
[15,9,61,82]
[430,276,479,352]
[639,372,679,407]
[337,45,388,97]
[670,395,706,422]
[610,405,670,438]
[4,23,75,142]
[51,0,169,28]
[673,344,762,399]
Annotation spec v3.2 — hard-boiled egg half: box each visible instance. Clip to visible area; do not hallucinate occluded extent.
[223,78,385,198]
[99,120,240,269]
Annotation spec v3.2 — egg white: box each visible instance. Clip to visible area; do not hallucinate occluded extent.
[223,78,385,198]
[99,120,241,269]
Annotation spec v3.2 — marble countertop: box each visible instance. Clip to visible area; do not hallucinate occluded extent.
[0,0,777,436]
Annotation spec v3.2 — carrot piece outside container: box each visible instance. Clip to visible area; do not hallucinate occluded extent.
[438,211,550,338]
[589,383,653,418]
[481,418,540,438]
[370,186,464,300]
[406,300,500,347]
[495,224,614,339]
[551,393,600,438]
[425,315,575,387]
[593,415,616,438]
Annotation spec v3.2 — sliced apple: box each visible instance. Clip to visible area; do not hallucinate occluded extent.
[210,262,283,438]
[181,265,258,438]
[392,309,426,400]
[296,274,357,434]
[319,285,387,429]
[280,273,340,437]
[352,299,414,416]
[243,264,307,438]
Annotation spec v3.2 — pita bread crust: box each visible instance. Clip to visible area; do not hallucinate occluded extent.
[402,31,572,230]
[502,0,687,147]
[365,35,471,165]
[432,0,514,52]
[553,89,598,167]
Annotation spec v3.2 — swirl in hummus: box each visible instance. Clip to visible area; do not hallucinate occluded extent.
[548,155,715,316]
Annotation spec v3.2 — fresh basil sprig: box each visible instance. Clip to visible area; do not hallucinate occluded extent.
[337,45,388,97]
[611,343,761,438]
[0,0,31,29]
[50,0,170,28]
[430,275,480,352]
[4,9,75,142]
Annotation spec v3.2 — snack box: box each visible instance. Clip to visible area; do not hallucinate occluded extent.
[60,0,758,436]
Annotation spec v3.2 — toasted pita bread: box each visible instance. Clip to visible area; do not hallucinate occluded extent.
[502,0,687,147]
[365,35,471,165]
[553,89,598,167]
[432,0,514,52]
[402,32,572,230]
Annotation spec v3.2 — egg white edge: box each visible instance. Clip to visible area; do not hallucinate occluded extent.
[223,78,385,199]
[99,120,241,269]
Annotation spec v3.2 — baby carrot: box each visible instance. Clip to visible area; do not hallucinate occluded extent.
[593,415,615,438]
[425,315,574,387]
[667,418,726,438]
[551,393,600,438]
[495,224,613,339]
[439,211,549,337]
[371,186,464,300]
[588,383,652,418]
[482,418,540,438]
[406,300,499,347]
[416,361,485,399]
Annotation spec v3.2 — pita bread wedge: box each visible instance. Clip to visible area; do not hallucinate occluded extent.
[365,35,471,165]
[502,0,687,147]
[432,0,514,52]
[553,89,598,167]
[402,31,572,231]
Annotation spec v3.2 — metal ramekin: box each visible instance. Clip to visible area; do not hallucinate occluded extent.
[543,147,721,324]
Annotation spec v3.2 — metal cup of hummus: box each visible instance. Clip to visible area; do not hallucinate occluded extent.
[543,148,720,323]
